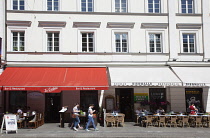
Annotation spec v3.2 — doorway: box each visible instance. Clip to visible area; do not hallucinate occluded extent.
[45,93,61,123]
[115,88,134,122]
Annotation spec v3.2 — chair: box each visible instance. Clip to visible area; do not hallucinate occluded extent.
[16,114,23,129]
[105,115,116,127]
[158,116,166,127]
[116,114,125,127]
[195,116,202,127]
[38,113,43,126]
[142,116,153,127]
[169,116,177,127]
[202,116,208,127]
[180,116,189,127]
[189,116,196,127]
[28,114,38,129]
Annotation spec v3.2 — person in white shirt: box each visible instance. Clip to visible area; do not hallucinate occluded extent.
[85,104,98,131]
[72,103,80,131]
[17,106,23,114]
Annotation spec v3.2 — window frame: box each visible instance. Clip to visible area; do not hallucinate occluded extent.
[12,0,25,10]
[180,30,199,53]
[81,32,95,52]
[46,31,60,52]
[11,31,25,52]
[181,33,196,53]
[80,0,94,12]
[78,30,96,53]
[46,0,60,11]
[179,0,196,14]
[147,0,161,13]
[112,0,128,13]
[112,30,130,53]
[148,33,163,53]
[145,0,163,13]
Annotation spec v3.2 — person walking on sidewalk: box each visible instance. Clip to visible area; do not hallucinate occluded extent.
[72,103,81,131]
[85,104,98,131]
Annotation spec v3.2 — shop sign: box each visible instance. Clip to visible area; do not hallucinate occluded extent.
[1,114,18,134]
[4,87,26,91]
[112,82,182,86]
[134,93,148,102]
[184,83,206,87]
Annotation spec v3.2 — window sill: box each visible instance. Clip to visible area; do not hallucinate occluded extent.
[176,13,202,16]
[178,53,204,56]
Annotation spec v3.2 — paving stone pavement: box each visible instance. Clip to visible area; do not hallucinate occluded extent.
[1,122,210,138]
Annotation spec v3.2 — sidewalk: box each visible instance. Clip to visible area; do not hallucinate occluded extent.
[1,122,210,138]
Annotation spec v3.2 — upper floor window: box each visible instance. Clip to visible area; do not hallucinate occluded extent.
[81,0,94,12]
[148,0,161,13]
[12,32,25,51]
[13,0,24,10]
[115,0,127,13]
[82,33,94,52]
[181,0,194,13]
[182,34,196,53]
[115,33,128,52]
[149,33,162,53]
[47,32,59,51]
[47,0,59,11]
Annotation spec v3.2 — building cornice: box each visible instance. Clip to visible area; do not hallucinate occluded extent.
[38,21,66,27]
[6,20,31,27]
[176,13,202,16]
[176,23,202,29]
[73,22,101,28]
[141,23,168,29]
[107,22,135,28]
[7,10,168,16]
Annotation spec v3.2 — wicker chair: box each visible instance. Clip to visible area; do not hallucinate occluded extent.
[195,116,203,127]
[16,114,23,129]
[169,116,177,127]
[28,114,38,129]
[158,116,166,127]
[116,114,125,127]
[105,115,116,127]
[142,116,153,127]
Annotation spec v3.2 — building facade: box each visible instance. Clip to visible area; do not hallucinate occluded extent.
[0,0,210,122]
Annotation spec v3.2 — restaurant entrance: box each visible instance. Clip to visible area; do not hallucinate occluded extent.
[116,88,134,122]
[45,93,61,123]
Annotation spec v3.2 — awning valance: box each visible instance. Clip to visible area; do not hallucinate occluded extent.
[109,67,182,87]
[172,67,210,87]
[0,67,109,93]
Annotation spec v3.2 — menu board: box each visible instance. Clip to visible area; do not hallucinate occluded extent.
[134,93,148,102]
[1,114,17,134]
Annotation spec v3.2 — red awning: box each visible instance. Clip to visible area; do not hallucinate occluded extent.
[0,67,109,93]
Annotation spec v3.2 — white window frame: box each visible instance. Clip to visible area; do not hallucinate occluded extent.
[148,33,162,53]
[180,30,199,53]
[147,0,161,13]
[112,30,130,53]
[43,28,62,52]
[46,0,60,11]
[179,0,197,14]
[46,32,60,52]
[11,31,25,52]
[145,0,163,13]
[79,0,94,12]
[8,27,27,52]
[112,0,129,13]
[11,0,25,10]
[146,30,165,53]
[78,30,96,52]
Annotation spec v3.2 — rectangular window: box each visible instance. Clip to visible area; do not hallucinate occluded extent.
[13,0,24,10]
[148,0,161,13]
[181,0,194,13]
[47,32,59,51]
[149,33,162,53]
[47,0,59,11]
[115,0,127,13]
[82,33,94,52]
[81,0,94,12]
[12,32,25,51]
[182,34,196,53]
[115,33,128,52]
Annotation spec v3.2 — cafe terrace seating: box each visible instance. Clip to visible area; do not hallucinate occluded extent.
[140,114,210,128]
[105,113,125,127]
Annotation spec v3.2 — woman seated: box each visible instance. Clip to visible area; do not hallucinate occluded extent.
[189,104,198,115]
[156,107,165,115]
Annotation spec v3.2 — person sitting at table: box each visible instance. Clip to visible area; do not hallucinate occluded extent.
[113,106,120,114]
[17,106,23,115]
[189,104,198,115]
[156,107,165,115]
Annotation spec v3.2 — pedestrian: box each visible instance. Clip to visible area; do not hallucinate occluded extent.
[85,104,98,131]
[72,103,80,131]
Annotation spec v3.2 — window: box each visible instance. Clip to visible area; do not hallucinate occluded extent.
[47,32,59,51]
[182,34,196,53]
[181,0,194,13]
[13,0,24,10]
[47,0,59,11]
[81,0,94,12]
[115,33,128,52]
[82,33,94,52]
[115,0,127,13]
[149,33,162,53]
[12,32,25,51]
[148,0,161,13]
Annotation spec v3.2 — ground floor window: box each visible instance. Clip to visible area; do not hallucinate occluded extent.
[80,90,98,112]
[9,91,27,113]
[149,88,166,112]
[185,88,203,113]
